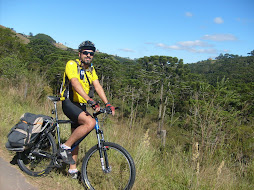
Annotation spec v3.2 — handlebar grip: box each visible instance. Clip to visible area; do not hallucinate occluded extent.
[93,106,119,117]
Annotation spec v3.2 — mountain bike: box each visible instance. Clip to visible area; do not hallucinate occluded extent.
[16,96,136,190]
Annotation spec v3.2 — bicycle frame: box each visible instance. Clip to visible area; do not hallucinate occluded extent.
[70,118,109,172]
[50,98,110,172]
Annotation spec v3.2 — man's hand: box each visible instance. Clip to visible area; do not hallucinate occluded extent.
[105,102,115,116]
[87,99,100,111]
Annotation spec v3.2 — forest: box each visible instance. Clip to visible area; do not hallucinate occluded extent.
[0,26,253,189]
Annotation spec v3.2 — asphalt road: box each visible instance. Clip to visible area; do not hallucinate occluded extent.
[0,157,38,190]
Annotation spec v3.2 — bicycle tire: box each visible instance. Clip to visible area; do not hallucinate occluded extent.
[81,142,136,190]
[17,133,57,176]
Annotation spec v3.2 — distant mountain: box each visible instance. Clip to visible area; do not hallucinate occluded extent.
[0,25,68,50]
[187,56,254,86]
[0,25,30,44]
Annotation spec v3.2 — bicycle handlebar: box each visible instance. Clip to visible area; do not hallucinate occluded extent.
[93,107,119,117]
[47,96,118,117]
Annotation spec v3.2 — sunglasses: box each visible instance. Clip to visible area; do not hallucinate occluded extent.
[81,51,95,56]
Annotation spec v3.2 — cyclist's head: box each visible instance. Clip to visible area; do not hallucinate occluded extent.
[78,40,96,52]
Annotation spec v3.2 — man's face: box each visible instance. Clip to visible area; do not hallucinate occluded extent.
[79,50,94,66]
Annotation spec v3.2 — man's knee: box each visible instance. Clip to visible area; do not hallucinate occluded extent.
[78,112,96,127]
[87,118,96,128]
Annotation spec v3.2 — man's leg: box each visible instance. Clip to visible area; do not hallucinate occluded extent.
[68,128,79,179]
[64,111,95,147]
[65,111,95,178]
[60,100,95,165]
[69,128,79,171]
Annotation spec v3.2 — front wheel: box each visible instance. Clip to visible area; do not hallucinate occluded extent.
[17,133,57,176]
[81,142,136,190]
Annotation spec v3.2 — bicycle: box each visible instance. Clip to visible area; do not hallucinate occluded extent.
[16,96,136,190]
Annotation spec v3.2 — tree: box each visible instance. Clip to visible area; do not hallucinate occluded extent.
[31,33,56,44]
[0,55,27,78]
[27,39,57,60]
[0,27,29,59]
[247,50,254,56]
[215,53,239,60]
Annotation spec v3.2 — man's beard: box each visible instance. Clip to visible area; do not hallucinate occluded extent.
[82,57,92,65]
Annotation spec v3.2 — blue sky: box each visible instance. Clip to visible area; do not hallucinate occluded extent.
[1,0,253,63]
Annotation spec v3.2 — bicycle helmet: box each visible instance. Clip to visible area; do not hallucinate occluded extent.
[78,40,96,52]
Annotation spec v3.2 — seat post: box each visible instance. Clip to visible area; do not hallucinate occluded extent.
[54,101,58,122]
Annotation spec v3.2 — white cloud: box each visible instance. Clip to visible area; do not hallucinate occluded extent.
[214,17,224,24]
[119,48,135,52]
[168,45,182,50]
[153,41,216,54]
[185,12,193,17]
[155,43,181,50]
[191,48,217,54]
[156,43,168,48]
[202,34,238,41]
[223,49,230,53]
[177,40,213,47]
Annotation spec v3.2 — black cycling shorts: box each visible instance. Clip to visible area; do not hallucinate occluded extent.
[62,99,87,128]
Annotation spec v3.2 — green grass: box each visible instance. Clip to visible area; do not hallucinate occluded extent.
[0,77,253,190]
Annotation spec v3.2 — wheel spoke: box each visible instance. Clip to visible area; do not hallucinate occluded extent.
[82,142,135,190]
[17,133,57,176]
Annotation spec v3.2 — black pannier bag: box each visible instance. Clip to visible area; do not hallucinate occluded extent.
[5,113,53,152]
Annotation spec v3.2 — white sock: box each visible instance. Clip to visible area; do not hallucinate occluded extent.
[68,169,78,174]
[61,144,71,150]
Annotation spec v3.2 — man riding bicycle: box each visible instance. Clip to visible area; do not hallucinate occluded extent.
[59,40,115,178]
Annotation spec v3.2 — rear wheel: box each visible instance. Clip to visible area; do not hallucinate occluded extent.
[17,133,57,176]
[81,142,136,190]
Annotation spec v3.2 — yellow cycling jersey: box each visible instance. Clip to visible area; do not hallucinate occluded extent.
[60,59,98,103]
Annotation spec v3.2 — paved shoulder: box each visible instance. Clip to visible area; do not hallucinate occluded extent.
[0,157,38,190]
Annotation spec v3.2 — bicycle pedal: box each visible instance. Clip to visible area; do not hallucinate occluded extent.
[54,161,63,168]
[53,157,63,168]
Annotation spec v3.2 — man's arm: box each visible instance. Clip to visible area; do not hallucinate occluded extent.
[93,79,115,115]
[70,78,90,101]
[93,79,108,104]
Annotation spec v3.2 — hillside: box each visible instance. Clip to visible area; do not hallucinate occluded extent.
[187,56,254,85]
[0,25,69,50]
[0,25,30,44]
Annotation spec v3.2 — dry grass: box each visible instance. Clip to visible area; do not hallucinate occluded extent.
[0,76,253,190]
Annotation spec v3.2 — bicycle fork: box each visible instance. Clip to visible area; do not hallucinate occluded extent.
[95,118,111,173]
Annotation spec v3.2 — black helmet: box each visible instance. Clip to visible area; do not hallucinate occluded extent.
[78,40,96,52]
